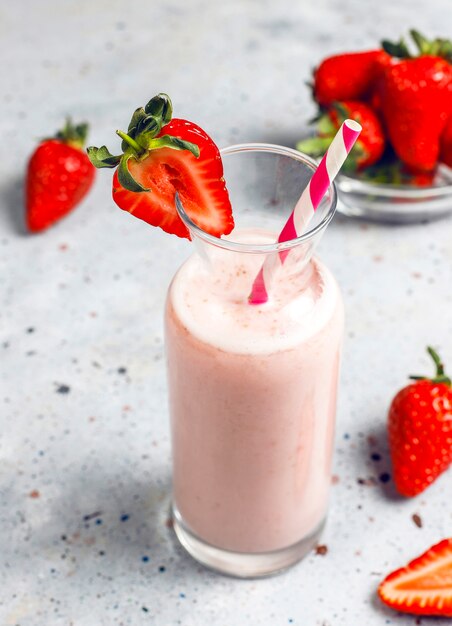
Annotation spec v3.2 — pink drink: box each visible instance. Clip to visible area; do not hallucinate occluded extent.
[166,144,342,576]
[166,230,343,572]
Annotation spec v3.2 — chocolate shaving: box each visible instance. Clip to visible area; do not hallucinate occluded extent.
[412,513,423,528]
[357,477,377,486]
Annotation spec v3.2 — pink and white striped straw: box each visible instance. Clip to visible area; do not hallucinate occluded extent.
[248,119,362,305]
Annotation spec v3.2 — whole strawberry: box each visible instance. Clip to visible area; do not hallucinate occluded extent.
[297,101,385,170]
[313,49,391,107]
[378,30,452,172]
[388,346,452,497]
[26,120,95,232]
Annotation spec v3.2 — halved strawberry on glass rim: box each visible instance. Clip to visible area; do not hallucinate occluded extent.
[87,93,234,239]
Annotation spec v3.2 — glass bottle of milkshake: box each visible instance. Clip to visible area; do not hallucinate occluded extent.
[166,144,343,577]
[87,96,344,578]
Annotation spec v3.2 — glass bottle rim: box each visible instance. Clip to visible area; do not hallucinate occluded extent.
[175,142,338,254]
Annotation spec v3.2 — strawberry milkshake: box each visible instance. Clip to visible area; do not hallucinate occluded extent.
[167,234,343,565]
[166,142,343,577]
[87,99,344,576]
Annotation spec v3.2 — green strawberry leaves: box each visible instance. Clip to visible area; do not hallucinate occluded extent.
[86,145,121,168]
[118,152,149,192]
[146,135,200,157]
[382,30,452,62]
[53,118,90,149]
[296,136,331,158]
[87,93,199,193]
[125,105,162,150]
[127,107,147,135]
[144,93,172,124]
[410,30,452,61]
[382,37,412,59]
[411,30,433,56]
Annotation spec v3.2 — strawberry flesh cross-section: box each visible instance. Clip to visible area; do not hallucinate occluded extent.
[87,94,234,239]
[379,538,452,616]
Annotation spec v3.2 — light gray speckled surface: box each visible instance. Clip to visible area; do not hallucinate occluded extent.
[1,2,452,625]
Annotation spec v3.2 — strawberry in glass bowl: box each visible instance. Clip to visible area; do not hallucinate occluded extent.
[298,30,452,223]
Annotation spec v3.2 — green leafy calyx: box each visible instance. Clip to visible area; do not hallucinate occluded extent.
[54,118,89,149]
[86,145,121,168]
[382,30,452,61]
[86,93,200,193]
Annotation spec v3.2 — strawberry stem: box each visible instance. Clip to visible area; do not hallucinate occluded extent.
[427,346,445,377]
[116,130,144,156]
[409,346,451,385]
[434,375,452,384]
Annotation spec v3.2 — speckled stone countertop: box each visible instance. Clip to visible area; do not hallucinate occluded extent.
[1,2,452,625]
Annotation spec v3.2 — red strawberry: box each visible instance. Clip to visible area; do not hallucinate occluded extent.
[378,31,452,172]
[26,120,95,232]
[313,49,391,107]
[113,119,233,239]
[378,538,452,616]
[408,170,436,186]
[297,101,385,170]
[388,346,452,497]
[440,115,452,167]
[87,94,233,239]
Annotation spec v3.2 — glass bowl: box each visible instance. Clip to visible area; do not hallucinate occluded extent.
[336,165,452,224]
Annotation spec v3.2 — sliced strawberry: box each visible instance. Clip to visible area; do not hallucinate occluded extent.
[378,538,452,616]
[112,119,233,239]
[87,94,233,239]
